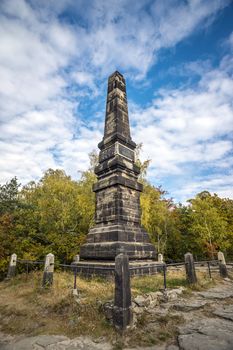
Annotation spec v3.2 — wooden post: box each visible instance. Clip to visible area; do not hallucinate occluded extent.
[185,252,197,284]
[42,253,54,287]
[113,253,132,330]
[7,253,17,279]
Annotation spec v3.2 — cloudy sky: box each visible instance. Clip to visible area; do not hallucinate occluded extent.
[0,0,233,203]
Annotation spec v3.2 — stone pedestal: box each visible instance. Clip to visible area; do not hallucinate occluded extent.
[74,260,162,278]
[80,71,156,265]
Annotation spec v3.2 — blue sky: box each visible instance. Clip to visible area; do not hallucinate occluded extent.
[0,0,233,203]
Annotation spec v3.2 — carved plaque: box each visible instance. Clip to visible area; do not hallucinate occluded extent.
[118,144,134,161]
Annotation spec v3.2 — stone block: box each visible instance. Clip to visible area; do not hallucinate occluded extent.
[42,253,54,287]
[185,252,197,284]
[7,253,17,279]
[218,251,228,278]
[113,253,132,329]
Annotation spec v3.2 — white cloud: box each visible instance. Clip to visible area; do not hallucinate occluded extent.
[130,55,233,201]
[172,174,233,203]
[0,0,232,203]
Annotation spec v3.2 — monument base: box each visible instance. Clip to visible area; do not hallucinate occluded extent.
[80,223,156,260]
[73,260,164,278]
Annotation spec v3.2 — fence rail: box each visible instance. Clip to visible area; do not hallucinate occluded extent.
[17,259,44,265]
[7,254,233,293]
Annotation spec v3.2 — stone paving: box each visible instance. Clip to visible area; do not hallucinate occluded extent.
[1,279,233,350]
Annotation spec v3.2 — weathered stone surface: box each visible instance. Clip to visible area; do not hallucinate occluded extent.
[80,71,156,264]
[134,295,150,307]
[132,288,185,316]
[172,300,208,312]
[178,318,233,350]
[0,335,68,350]
[166,346,179,350]
[0,335,112,350]
[179,333,232,350]
[35,335,68,347]
[125,345,167,350]
[197,287,233,299]
[132,305,144,315]
[213,305,233,321]
[102,301,114,323]
[165,288,185,301]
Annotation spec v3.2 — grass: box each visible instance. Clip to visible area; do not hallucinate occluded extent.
[131,270,187,295]
[131,268,215,295]
[0,271,115,340]
[0,268,220,347]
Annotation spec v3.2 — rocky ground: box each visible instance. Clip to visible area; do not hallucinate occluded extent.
[0,278,233,350]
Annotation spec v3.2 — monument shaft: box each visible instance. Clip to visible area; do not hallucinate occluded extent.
[80,71,156,260]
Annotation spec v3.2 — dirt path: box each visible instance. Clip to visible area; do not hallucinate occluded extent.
[0,279,233,349]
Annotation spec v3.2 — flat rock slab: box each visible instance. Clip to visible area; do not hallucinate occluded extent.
[197,288,233,299]
[124,346,167,350]
[0,335,112,350]
[213,305,233,321]
[178,318,233,350]
[172,300,208,312]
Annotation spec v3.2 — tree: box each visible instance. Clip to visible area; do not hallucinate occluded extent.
[0,153,97,278]
[0,177,22,278]
[19,168,95,262]
[188,192,230,259]
[0,177,20,215]
[141,183,173,255]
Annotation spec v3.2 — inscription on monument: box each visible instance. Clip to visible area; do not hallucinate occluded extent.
[118,144,134,161]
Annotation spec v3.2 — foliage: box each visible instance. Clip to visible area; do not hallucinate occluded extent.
[0,164,96,279]
[141,183,172,253]
[0,177,21,215]
[0,151,233,279]
[187,192,233,259]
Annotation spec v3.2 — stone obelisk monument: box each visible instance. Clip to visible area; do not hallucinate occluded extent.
[80,71,156,262]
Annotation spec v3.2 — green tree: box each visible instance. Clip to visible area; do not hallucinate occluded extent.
[0,177,20,215]
[141,183,173,255]
[19,168,95,262]
[0,177,22,278]
[188,192,231,259]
